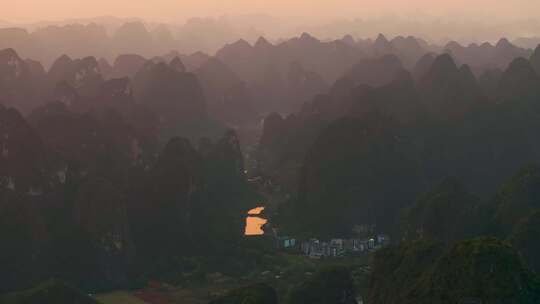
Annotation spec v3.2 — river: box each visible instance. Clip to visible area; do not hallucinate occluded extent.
[245,206,267,236]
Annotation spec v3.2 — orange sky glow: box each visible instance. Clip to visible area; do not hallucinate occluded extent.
[2,0,539,23]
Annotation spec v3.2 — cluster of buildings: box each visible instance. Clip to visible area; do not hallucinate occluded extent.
[300,235,389,258]
[274,233,390,258]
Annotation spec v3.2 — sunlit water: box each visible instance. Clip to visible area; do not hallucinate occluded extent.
[245,206,267,236]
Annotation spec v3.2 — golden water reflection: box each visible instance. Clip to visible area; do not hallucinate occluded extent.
[248,206,265,215]
[245,207,267,236]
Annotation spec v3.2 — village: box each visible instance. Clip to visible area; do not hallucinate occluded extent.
[273,233,390,259]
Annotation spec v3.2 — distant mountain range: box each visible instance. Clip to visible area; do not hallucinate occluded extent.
[1,17,540,65]
[2,26,540,301]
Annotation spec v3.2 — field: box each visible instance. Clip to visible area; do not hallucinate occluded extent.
[94,291,149,304]
[92,253,372,304]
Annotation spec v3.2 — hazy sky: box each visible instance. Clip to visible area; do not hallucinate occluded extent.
[2,0,540,23]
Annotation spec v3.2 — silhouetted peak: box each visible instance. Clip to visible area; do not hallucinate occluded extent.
[133,57,207,122]
[416,53,436,65]
[97,58,112,73]
[493,164,540,230]
[341,34,355,45]
[420,53,483,119]
[0,48,19,59]
[230,39,252,50]
[169,56,186,72]
[496,57,540,102]
[111,54,147,78]
[530,45,540,74]
[391,35,405,43]
[445,41,462,50]
[505,57,536,77]
[48,55,83,89]
[299,32,319,43]
[0,104,25,122]
[374,34,393,53]
[194,56,243,92]
[154,136,202,178]
[533,44,540,57]
[0,103,49,195]
[375,33,389,44]
[51,54,73,68]
[429,53,458,75]
[0,105,47,192]
[254,36,273,49]
[413,53,436,79]
[480,42,493,48]
[265,112,284,125]
[0,48,26,79]
[69,56,101,88]
[394,35,422,49]
[459,64,477,83]
[405,35,420,44]
[158,137,199,166]
[496,38,513,49]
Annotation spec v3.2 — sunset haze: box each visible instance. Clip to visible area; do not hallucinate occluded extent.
[3,0,540,22]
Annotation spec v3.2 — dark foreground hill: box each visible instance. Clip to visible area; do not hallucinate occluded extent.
[368,238,540,304]
[0,279,98,304]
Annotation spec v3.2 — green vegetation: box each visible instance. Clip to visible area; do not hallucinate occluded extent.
[368,237,540,304]
[510,210,540,273]
[368,240,444,303]
[493,164,540,234]
[94,291,148,304]
[0,279,98,304]
[209,283,278,304]
[417,238,540,303]
[286,266,357,304]
[287,115,422,238]
[402,178,482,242]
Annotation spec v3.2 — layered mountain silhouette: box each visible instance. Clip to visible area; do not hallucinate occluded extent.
[369,238,540,304]
[2,27,540,303]
[0,48,43,112]
[264,48,540,237]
